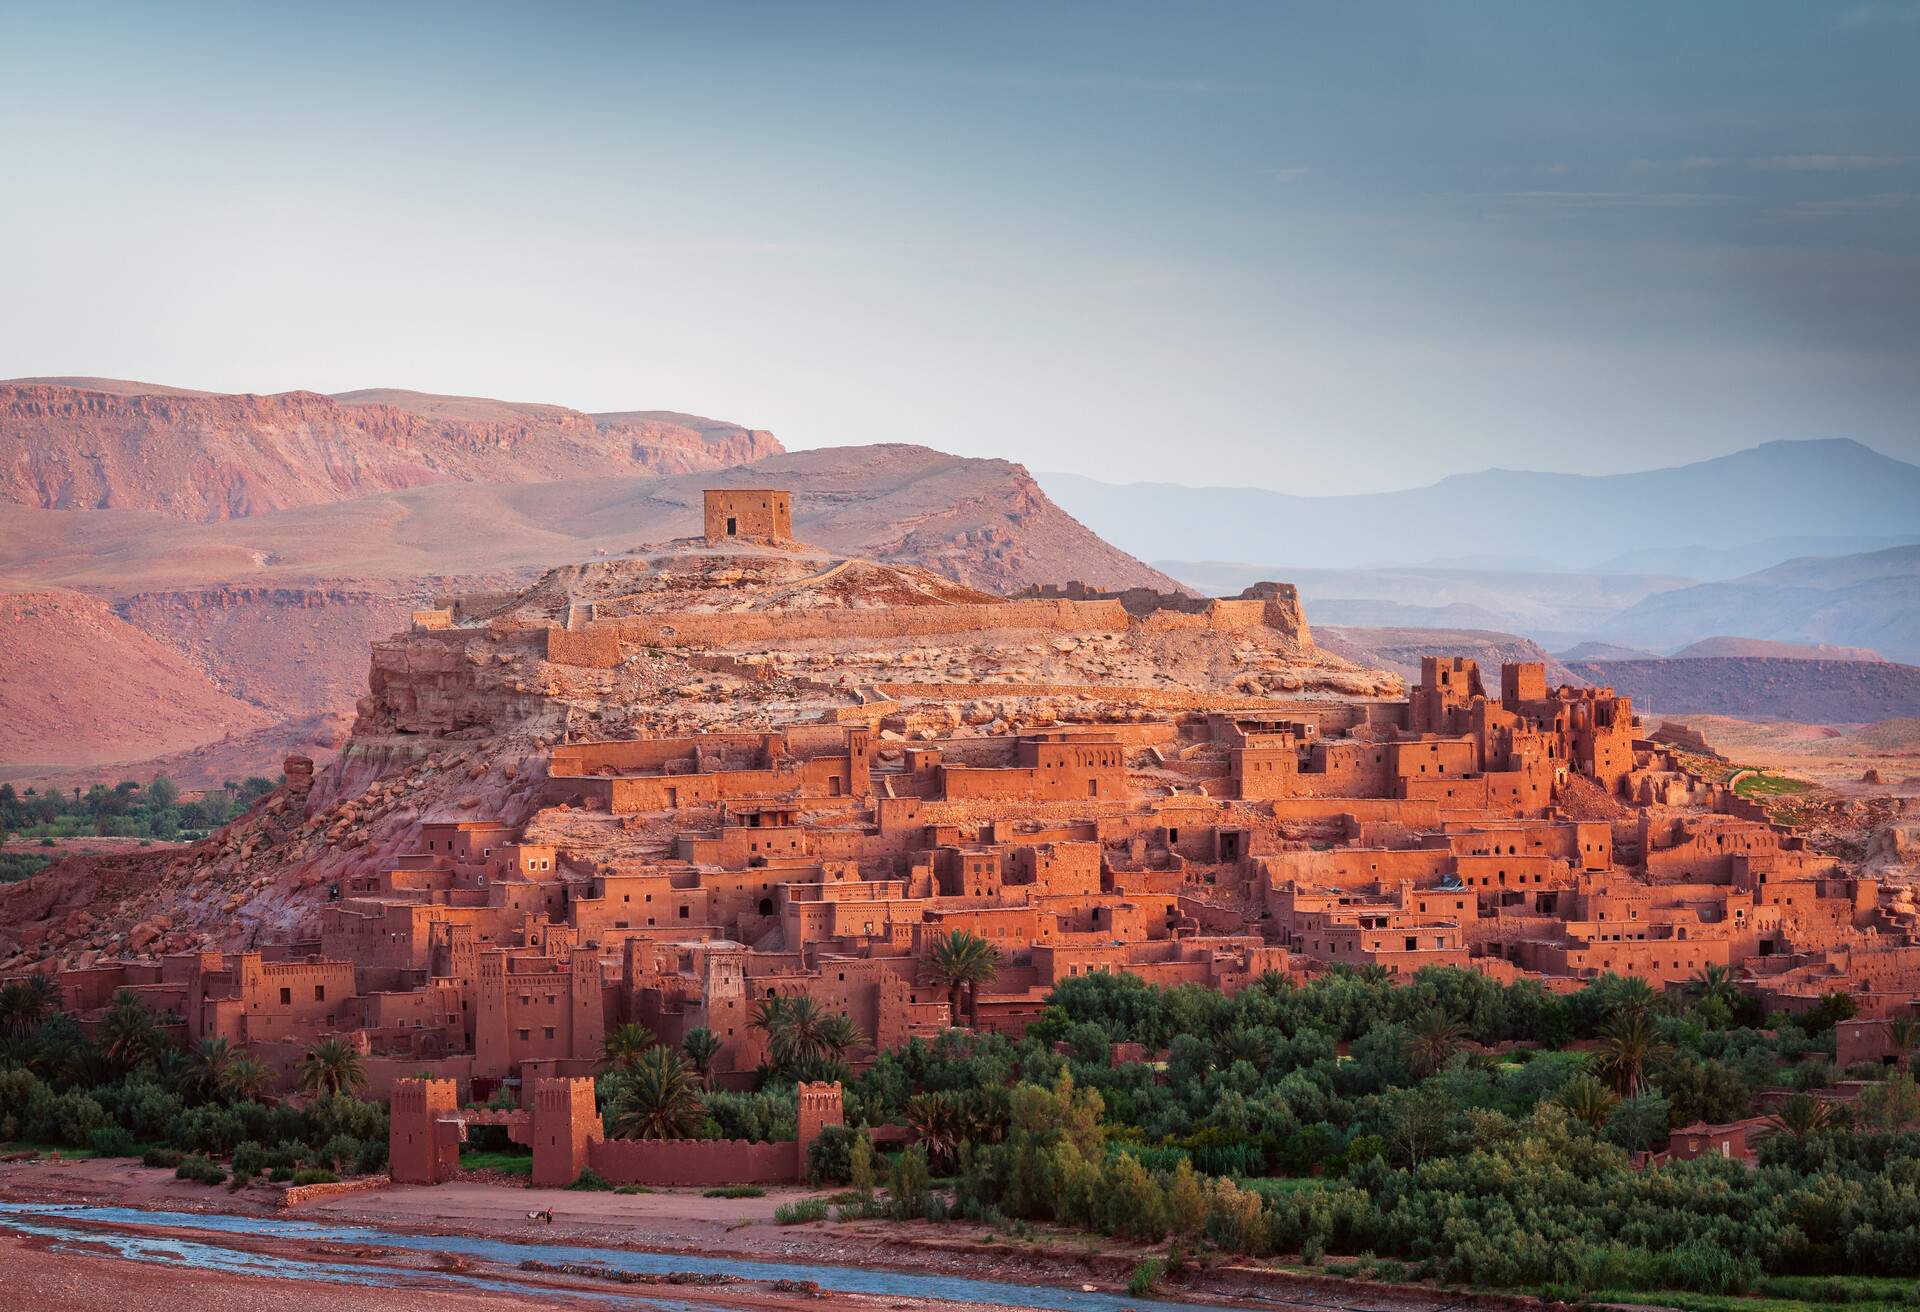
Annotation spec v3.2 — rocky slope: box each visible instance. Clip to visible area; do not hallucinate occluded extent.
[0,446,1185,783]
[1566,657,1920,724]
[0,540,1373,968]
[1,378,783,521]
[0,590,274,772]
[1669,636,1888,662]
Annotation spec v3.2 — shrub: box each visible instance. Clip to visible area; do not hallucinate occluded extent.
[704,1184,766,1198]
[774,1198,829,1225]
[1128,1259,1164,1296]
[291,1166,339,1186]
[231,1141,271,1176]
[268,1166,294,1182]
[142,1146,183,1168]
[318,1133,364,1173]
[175,1154,227,1185]
[805,1123,862,1185]
[86,1124,137,1157]
[566,1167,614,1191]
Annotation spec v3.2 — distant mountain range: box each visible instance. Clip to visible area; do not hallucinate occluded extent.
[1,377,784,520]
[1040,439,1920,575]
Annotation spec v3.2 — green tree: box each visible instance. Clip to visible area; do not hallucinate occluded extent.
[608,1045,704,1139]
[297,1037,367,1097]
[222,1054,275,1103]
[1887,1016,1919,1074]
[600,1022,652,1074]
[1402,1007,1468,1078]
[925,930,1002,1028]
[100,990,162,1073]
[1595,1009,1670,1097]
[1556,1073,1620,1130]
[192,1036,236,1102]
[680,1026,721,1090]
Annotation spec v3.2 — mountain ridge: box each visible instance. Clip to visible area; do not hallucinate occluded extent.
[1040,438,1920,574]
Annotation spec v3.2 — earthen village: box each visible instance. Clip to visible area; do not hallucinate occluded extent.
[7,490,1916,1188]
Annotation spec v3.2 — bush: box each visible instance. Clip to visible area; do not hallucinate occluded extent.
[269,1166,294,1182]
[1128,1259,1164,1296]
[566,1167,614,1191]
[142,1146,183,1168]
[175,1154,227,1185]
[704,1184,766,1198]
[773,1198,829,1225]
[318,1133,364,1173]
[805,1123,863,1185]
[291,1167,339,1186]
[86,1124,137,1157]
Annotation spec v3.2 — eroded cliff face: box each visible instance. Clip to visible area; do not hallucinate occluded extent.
[1,381,783,521]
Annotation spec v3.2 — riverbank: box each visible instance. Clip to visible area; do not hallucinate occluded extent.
[0,1155,1504,1312]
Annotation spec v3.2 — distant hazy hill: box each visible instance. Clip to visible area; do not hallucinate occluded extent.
[1568,656,1920,724]
[1669,636,1887,662]
[1160,560,1684,641]
[1,378,783,521]
[1600,546,1920,664]
[1042,440,1920,573]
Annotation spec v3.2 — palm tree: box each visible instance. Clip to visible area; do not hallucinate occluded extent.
[222,1054,275,1103]
[1556,1074,1621,1130]
[768,996,830,1071]
[681,1027,722,1090]
[1888,1017,1920,1075]
[608,1046,705,1139]
[0,975,60,1039]
[1610,976,1659,1018]
[193,1036,237,1102]
[100,989,160,1073]
[906,1091,966,1172]
[818,1012,864,1062]
[924,930,1002,1029]
[600,1022,653,1075]
[297,1036,367,1098]
[1594,1009,1671,1097]
[1402,1008,1469,1078]
[1767,1092,1840,1140]
[1687,965,1738,1011]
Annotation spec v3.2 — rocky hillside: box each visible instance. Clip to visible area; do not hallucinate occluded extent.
[1566,657,1920,723]
[1670,636,1888,662]
[0,590,274,772]
[0,445,1182,783]
[1,378,782,520]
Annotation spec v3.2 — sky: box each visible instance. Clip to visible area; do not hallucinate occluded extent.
[4,1,1919,493]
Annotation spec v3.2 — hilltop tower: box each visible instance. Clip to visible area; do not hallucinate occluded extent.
[704,488,792,543]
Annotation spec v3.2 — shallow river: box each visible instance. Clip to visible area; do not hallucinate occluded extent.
[0,1201,1236,1311]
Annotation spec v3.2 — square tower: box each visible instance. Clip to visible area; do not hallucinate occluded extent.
[704,488,792,542]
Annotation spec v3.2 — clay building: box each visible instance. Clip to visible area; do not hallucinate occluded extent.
[703,488,792,542]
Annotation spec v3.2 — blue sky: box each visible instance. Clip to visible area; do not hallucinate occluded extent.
[4,1,1918,491]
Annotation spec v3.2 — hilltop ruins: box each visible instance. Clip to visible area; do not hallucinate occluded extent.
[6,489,1917,1184]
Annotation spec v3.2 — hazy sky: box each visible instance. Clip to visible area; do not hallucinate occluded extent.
[5,2,1918,492]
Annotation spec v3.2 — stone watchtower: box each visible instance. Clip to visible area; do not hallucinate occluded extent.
[389,1078,463,1184]
[704,488,792,543]
[530,1075,604,1187]
[794,1080,845,1168]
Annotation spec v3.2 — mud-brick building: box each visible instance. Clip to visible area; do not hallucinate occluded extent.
[704,488,792,542]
